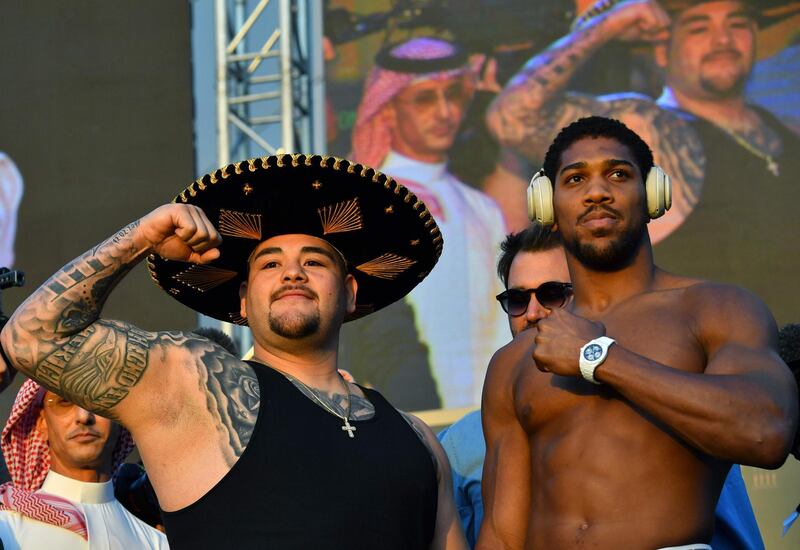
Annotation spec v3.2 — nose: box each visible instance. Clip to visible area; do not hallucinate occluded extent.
[525,294,551,325]
[75,406,96,425]
[434,92,453,118]
[712,23,734,47]
[281,259,309,283]
[583,174,612,206]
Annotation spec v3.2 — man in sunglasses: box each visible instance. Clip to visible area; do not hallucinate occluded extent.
[477,116,797,549]
[441,223,763,549]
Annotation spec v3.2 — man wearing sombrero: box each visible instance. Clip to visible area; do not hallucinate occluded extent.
[0,378,167,548]
[0,154,467,548]
[487,0,800,321]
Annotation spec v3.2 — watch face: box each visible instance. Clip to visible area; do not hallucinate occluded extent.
[583,343,603,361]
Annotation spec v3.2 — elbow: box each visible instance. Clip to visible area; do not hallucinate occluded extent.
[742,412,797,469]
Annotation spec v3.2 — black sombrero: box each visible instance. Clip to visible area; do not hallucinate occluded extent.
[148,154,443,325]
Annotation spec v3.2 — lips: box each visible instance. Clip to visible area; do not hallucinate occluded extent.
[703,50,741,63]
[579,207,619,231]
[70,431,101,442]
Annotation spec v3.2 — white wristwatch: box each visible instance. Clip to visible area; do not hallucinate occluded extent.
[579,336,615,385]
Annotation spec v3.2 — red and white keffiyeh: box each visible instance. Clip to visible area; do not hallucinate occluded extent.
[0,379,135,539]
[352,37,471,169]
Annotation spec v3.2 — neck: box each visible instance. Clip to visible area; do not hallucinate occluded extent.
[567,240,657,316]
[391,141,446,164]
[251,337,343,391]
[48,460,111,484]
[659,85,756,132]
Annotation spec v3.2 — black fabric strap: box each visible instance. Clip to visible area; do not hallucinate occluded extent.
[375,44,467,74]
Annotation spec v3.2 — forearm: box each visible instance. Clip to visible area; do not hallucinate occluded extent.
[1,219,150,376]
[485,16,614,151]
[598,346,798,467]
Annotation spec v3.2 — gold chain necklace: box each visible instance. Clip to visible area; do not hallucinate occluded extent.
[719,126,780,177]
[274,368,356,439]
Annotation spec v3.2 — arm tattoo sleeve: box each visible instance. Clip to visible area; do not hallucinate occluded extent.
[487,17,616,158]
[5,220,155,415]
[173,334,261,465]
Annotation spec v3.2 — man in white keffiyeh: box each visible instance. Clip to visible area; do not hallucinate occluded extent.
[347,37,509,408]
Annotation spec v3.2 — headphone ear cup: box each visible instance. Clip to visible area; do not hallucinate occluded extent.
[527,171,554,226]
[645,165,671,219]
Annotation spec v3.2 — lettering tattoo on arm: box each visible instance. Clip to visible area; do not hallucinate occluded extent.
[5,220,155,416]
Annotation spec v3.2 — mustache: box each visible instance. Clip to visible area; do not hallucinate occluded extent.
[577,204,623,223]
[270,284,318,301]
[702,48,742,62]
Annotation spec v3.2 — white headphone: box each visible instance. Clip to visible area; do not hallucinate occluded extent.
[527,165,672,227]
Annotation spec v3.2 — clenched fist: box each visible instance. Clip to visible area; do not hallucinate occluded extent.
[533,308,606,377]
[597,0,671,43]
[137,204,222,264]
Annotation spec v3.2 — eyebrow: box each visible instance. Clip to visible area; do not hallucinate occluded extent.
[250,245,339,264]
[558,159,635,176]
[679,10,750,26]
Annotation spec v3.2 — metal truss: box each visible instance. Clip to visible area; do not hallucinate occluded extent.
[209,0,325,352]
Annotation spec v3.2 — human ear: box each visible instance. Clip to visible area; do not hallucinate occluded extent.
[654,42,668,69]
[344,274,358,314]
[239,281,248,320]
[34,409,48,442]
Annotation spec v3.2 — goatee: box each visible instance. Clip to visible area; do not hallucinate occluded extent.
[268,311,321,339]
[562,220,647,272]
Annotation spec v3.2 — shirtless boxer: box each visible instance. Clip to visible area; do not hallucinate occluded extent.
[478,116,797,549]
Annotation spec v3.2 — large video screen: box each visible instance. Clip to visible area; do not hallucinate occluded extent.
[324,0,800,411]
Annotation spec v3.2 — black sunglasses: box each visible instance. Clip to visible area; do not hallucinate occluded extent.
[496,282,573,317]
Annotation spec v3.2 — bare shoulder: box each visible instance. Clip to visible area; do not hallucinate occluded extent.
[131,330,261,466]
[484,330,536,413]
[487,330,536,384]
[678,280,778,349]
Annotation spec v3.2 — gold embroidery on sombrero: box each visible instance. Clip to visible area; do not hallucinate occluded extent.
[228,312,248,326]
[356,253,416,280]
[312,180,322,190]
[318,198,363,235]
[173,265,239,292]
[218,209,262,240]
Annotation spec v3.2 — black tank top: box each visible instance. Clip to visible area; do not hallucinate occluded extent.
[161,362,438,549]
[654,106,800,324]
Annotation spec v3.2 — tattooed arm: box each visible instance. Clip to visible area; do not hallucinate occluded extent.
[0,204,221,422]
[485,0,670,157]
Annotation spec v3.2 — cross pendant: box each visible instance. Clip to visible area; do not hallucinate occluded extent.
[766,157,780,177]
[342,419,356,438]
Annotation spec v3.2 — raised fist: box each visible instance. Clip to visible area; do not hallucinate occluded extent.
[533,308,606,377]
[137,204,222,264]
[597,0,671,43]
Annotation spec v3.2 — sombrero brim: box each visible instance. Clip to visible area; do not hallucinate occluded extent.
[148,154,443,324]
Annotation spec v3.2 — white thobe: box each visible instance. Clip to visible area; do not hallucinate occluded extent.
[380,151,510,408]
[0,470,168,549]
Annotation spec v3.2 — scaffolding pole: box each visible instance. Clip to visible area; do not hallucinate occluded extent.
[205,0,325,352]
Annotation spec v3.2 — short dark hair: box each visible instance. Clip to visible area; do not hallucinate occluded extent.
[542,116,654,184]
[192,326,241,357]
[497,224,562,288]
